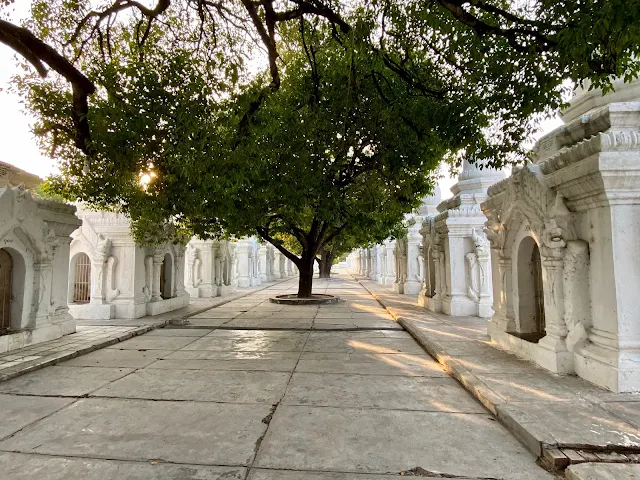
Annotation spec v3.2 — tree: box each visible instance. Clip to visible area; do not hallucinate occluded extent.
[197,22,476,296]
[316,217,407,279]
[33,17,481,297]
[10,1,640,297]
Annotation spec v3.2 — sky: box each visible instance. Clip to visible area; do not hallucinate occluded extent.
[0,2,564,192]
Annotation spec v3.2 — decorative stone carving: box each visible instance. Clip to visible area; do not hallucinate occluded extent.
[105,256,120,303]
[393,239,407,294]
[69,208,189,319]
[0,184,81,354]
[184,238,239,297]
[420,161,505,317]
[481,80,640,392]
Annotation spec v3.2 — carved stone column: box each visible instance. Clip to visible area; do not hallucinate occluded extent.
[90,237,111,305]
[369,247,378,280]
[185,244,197,290]
[474,251,492,317]
[174,245,187,297]
[378,248,387,285]
[405,227,423,295]
[383,241,396,287]
[32,261,53,325]
[438,249,446,299]
[235,241,251,288]
[272,250,282,279]
[89,256,107,305]
[428,247,442,312]
[258,245,268,283]
[279,252,286,278]
[151,252,164,302]
[536,247,573,373]
[393,240,406,294]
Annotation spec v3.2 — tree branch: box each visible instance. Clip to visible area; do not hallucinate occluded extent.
[0,19,96,154]
[256,226,301,267]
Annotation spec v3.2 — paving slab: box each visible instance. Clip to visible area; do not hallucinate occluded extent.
[0,325,155,383]
[189,311,244,319]
[184,318,233,327]
[475,373,581,403]
[312,318,403,330]
[295,352,448,377]
[0,366,134,396]
[248,470,459,480]
[600,401,640,428]
[303,333,425,354]
[0,397,272,466]
[566,462,640,480]
[254,405,552,479]
[106,336,198,350]
[313,330,411,338]
[143,328,214,337]
[405,323,490,342]
[148,350,300,372]
[224,318,314,329]
[61,348,173,368]
[283,373,486,412]
[183,330,308,352]
[497,401,640,449]
[92,368,291,404]
[435,339,508,356]
[0,452,246,480]
[0,394,75,439]
[237,312,317,319]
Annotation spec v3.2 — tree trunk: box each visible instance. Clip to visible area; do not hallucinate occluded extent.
[318,250,335,279]
[297,254,315,298]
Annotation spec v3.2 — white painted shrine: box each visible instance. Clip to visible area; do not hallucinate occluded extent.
[69,208,190,319]
[420,162,505,317]
[0,178,81,353]
[482,79,640,392]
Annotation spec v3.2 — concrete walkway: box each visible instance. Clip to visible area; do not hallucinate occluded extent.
[0,278,289,383]
[0,272,553,479]
[351,272,640,477]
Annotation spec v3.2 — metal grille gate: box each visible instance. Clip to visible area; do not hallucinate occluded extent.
[73,253,91,303]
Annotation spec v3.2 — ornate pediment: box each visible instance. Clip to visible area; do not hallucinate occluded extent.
[483,163,576,254]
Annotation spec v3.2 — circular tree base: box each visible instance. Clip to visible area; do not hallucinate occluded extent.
[269,294,340,305]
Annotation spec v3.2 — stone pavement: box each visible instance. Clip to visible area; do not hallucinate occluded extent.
[0,278,288,383]
[351,273,640,475]
[0,271,554,480]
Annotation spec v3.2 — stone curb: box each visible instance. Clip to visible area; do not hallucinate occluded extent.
[349,272,640,471]
[0,277,295,383]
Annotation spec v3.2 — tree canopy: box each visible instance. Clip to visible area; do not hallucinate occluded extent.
[4,0,640,295]
[3,0,640,163]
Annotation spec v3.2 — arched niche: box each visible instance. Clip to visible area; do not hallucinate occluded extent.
[69,252,91,304]
[515,235,546,342]
[0,247,26,331]
[160,252,173,299]
[0,233,35,331]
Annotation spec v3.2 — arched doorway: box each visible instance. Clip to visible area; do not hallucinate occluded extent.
[517,236,545,342]
[160,253,173,299]
[72,253,91,304]
[0,249,13,331]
